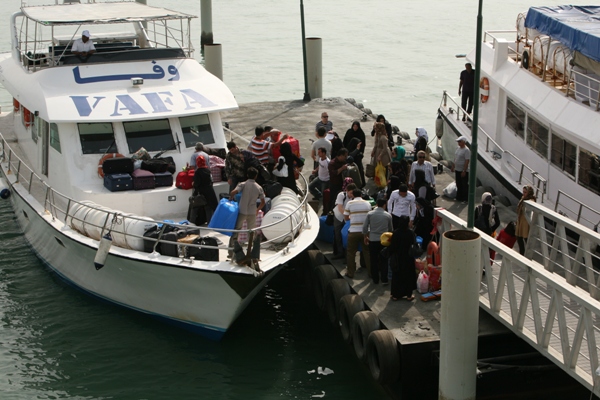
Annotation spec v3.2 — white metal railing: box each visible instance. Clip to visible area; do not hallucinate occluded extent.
[0,135,311,263]
[555,190,600,231]
[439,92,547,201]
[437,207,600,395]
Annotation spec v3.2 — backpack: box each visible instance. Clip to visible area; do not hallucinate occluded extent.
[343,163,363,187]
[474,204,496,234]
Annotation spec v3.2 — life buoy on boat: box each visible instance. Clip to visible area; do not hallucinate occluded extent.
[522,48,530,70]
[22,108,32,127]
[98,153,125,178]
[426,241,441,267]
[480,77,489,103]
[13,98,19,112]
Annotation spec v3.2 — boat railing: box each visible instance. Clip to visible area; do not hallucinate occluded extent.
[440,91,547,201]
[555,190,600,231]
[436,206,600,396]
[565,68,600,112]
[0,135,312,266]
[223,125,251,145]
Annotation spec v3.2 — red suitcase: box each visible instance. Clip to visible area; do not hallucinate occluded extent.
[131,169,156,190]
[176,169,195,190]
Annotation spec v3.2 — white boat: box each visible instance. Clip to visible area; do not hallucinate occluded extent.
[437,5,600,229]
[0,0,318,340]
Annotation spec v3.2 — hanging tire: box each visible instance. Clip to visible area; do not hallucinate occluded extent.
[352,311,380,362]
[325,279,351,325]
[366,330,401,384]
[339,294,364,344]
[314,264,338,311]
[307,249,325,268]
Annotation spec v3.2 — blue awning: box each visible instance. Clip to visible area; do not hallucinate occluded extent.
[524,6,600,63]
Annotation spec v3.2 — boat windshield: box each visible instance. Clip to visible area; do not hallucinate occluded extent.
[180,115,215,148]
[123,119,175,153]
[78,122,117,154]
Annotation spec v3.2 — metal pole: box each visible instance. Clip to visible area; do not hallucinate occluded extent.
[467,0,483,229]
[300,0,311,102]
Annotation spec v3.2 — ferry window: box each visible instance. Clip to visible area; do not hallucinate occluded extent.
[525,116,548,158]
[180,115,214,147]
[31,113,38,143]
[50,123,61,153]
[78,123,117,154]
[578,149,600,195]
[505,98,525,139]
[123,119,175,153]
[550,134,576,176]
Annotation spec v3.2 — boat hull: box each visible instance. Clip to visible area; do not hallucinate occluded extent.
[0,167,303,340]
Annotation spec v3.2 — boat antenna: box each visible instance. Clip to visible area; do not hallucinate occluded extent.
[102,139,117,157]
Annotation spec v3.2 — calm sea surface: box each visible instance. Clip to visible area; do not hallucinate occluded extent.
[0,0,583,398]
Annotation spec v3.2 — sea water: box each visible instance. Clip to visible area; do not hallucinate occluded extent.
[0,0,582,398]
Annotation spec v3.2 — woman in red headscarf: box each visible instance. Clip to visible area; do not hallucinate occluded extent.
[191,156,218,224]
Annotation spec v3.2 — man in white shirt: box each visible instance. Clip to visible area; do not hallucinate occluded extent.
[190,142,211,171]
[387,183,416,230]
[311,127,333,164]
[408,150,436,199]
[308,147,330,200]
[332,183,356,259]
[344,189,372,279]
[72,30,96,59]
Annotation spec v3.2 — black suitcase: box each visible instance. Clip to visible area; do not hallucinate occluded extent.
[143,225,179,253]
[132,169,156,190]
[156,156,176,174]
[154,171,174,187]
[141,159,169,173]
[104,173,133,192]
[158,231,179,257]
[187,236,219,261]
[102,157,134,175]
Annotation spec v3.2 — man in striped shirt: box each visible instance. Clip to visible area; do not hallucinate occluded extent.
[251,126,288,165]
[344,188,372,279]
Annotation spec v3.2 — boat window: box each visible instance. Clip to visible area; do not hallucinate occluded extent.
[123,119,175,153]
[50,123,61,153]
[550,134,576,177]
[78,123,117,154]
[525,116,548,158]
[578,149,600,195]
[180,115,214,148]
[505,98,525,139]
[30,112,38,144]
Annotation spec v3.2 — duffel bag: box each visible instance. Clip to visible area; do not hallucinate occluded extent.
[141,159,169,173]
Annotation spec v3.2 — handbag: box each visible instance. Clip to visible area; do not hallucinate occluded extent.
[365,163,376,178]
[409,234,424,258]
[272,156,288,177]
[189,193,208,207]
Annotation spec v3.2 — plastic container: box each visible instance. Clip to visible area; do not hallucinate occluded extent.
[208,198,239,236]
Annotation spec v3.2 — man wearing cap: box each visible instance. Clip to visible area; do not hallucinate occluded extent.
[387,183,416,230]
[452,136,471,203]
[72,30,96,59]
[316,112,333,133]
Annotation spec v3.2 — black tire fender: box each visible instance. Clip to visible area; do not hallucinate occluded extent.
[352,311,380,362]
[325,279,351,325]
[366,330,401,384]
[339,294,364,344]
[314,264,338,311]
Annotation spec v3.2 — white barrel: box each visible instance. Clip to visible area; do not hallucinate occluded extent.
[261,199,304,243]
[271,194,300,208]
[118,216,156,251]
[280,187,298,197]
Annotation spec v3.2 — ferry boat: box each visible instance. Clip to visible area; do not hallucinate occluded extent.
[0,0,318,340]
[437,5,600,229]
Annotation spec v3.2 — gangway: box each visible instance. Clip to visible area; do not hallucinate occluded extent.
[437,202,600,396]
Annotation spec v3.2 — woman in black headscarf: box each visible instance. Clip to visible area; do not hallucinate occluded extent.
[343,120,366,150]
[191,156,219,225]
[330,135,344,161]
[274,142,304,194]
[386,175,401,202]
[389,215,416,301]
[347,137,365,187]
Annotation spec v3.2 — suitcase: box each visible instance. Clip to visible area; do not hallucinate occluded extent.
[102,157,134,175]
[271,137,301,160]
[156,156,176,174]
[143,225,179,253]
[141,159,169,173]
[176,169,195,190]
[131,169,156,190]
[210,165,223,182]
[322,188,331,214]
[187,236,220,261]
[154,171,174,187]
[104,173,133,192]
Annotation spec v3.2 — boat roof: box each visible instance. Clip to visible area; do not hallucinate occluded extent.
[524,5,600,63]
[21,1,195,26]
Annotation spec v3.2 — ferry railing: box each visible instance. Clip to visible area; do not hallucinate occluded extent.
[555,190,600,231]
[440,91,547,201]
[437,207,600,396]
[0,135,312,269]
[565,69,600,112]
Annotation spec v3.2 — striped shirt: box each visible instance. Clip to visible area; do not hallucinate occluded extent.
[344,198,372,233]
[250,137,272,164]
